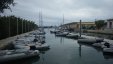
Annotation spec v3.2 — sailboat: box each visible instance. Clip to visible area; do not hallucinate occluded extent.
[55,15,69,36]
[38,12,45,35]
[34,12,49,50]
[65,20,80,39]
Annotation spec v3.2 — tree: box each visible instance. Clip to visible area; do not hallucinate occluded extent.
[0,16,38,40]
[95,20,105,30]
[82,26,86,29]
[0,0,15,13]
[88,26,96,30]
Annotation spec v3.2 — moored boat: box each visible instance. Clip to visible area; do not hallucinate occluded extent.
[35,43,50,50]
[103,48,113,54]
[0,50,39,63]
[66,33,79,39]
[78,38,104,45]
[55,32,69,36]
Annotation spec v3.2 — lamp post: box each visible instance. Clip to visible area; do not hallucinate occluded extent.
[25,21,26,32]
[80,20,82,37]
[17,18,18,35]
[22,20,23,33]
[9,17,10,37]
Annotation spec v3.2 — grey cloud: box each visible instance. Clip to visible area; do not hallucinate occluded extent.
[4,0,113,26]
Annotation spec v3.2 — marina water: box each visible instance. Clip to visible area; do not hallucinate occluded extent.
[11,29,113,64]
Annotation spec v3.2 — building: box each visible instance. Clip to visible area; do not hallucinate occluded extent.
[62,22,96,32]
[76,22,96,29]
[106,19,113,29]
[104,19,113,33]
[62,22,77,29]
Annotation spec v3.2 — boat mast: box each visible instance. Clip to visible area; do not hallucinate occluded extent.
[39,12,41,30]
[79,20,81,37]
[62,15,64,31]
[63,15,64,25]
[40,12,43,31]
[39,12,43,31]
[79,44,82,57]
[39,12,40,28]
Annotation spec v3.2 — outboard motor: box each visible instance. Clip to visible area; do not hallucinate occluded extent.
[104,42,110,48]
[33,38,38,42]
[30,46,36,50]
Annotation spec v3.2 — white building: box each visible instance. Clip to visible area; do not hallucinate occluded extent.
[104,19,113,33]
[107,19,113,29]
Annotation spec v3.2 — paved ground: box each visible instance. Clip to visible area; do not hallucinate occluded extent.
[0,31,35,49]
[87,30,113,35]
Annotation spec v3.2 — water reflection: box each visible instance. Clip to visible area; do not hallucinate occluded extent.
[41,54,45,64]
[54,35,64,44]
[77,42,113,60]
[36,29,113,64]
[79,44,82,57]
[40,48,50,54]
[103,53,113,59]
[60,37,64,44]
[77,42,102,52]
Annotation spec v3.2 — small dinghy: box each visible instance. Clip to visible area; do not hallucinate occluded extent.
[92,43,102,47]
[66,33,79,39]
[35,43,50,50]
[78,38,104,44]
[103,48,113,54]
[96,38,104,43]
[92,42,105,48]
[78,39,96,44]
[101,42,113,48]
[37,31,46,35]
[55,32,69,36]
[50,30,55,33]
[14,45,30,50]
[102,42,113,54]
[50,30,60,33]
[0,50,39,63]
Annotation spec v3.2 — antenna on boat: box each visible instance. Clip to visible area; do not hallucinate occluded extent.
[40,12,43,30]
[63,14,64,25]
[39,12,40,28]
[39,11,44,31]
[62,14,64,31]
[79,44,82,57]
[79,20,81,37]
[39,12,42,30]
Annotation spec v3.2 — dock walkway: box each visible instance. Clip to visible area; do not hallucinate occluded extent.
[0,31,35,49]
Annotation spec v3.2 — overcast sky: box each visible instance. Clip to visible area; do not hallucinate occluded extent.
[3,0,113,26]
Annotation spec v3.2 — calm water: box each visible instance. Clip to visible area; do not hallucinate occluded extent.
[10,29,113,64]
